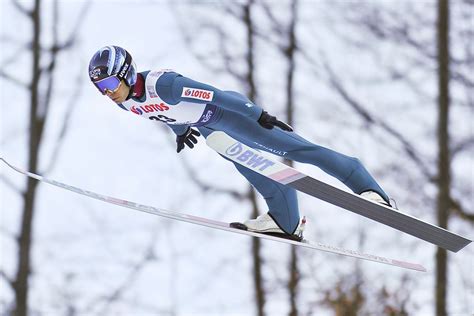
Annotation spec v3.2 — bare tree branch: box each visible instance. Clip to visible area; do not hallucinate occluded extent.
[451,197,474,222]
[260,1,285,38]
[451,71,474,88]
[43,71,83,174]
[89,235,159,315]
[42,0,90,174]
[1,43,30,69]
[0,270,14,289]
[0,174,23,194]
[181,154,248,200]
[215,27,247,82]
[40,0,60,128]
[451,137,474,157]
[11,0,32,17]
[321,59,434,181]
[0,70,29,89]
[221,2,243,20]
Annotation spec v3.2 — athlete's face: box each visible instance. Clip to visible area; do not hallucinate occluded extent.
[105,80,130,104]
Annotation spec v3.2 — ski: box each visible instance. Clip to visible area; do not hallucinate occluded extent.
[1,157,425,272]
[206,131,472,253]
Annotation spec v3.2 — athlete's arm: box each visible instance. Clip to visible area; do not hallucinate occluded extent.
[156,72,263,120]
[167,123,190,136]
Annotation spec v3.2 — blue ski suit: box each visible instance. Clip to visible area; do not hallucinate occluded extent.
[119,70,389,234]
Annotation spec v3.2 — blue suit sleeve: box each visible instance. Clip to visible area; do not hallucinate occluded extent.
[160,74,263,121]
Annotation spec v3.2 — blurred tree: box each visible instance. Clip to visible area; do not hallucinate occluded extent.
[318,268,417,315]
[320,277,365,316]
[174,0,267,314]
[259,0,301,314]
[0,0,88,314]
[311,0,473,314]
[435,0,451,314]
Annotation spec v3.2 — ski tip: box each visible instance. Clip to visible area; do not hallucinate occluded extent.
[392,260,427,272]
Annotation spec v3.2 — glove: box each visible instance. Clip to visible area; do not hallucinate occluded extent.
[257,111,293,132]
[176,128,201,153]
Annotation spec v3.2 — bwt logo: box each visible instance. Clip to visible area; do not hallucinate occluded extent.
[226,142,275,171]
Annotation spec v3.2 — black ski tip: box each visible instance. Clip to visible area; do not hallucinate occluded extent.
[230,222,248,230]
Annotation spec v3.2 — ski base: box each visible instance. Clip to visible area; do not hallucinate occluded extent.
[1,158,426,272]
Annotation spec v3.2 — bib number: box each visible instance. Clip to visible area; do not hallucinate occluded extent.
[149,115,176,123]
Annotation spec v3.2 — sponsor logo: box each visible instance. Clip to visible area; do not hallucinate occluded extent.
[118,63,129,78]
[181,87,214,101]
[253,142,287,156]
[146,85,158,98]
[89,68,101,79]
[225,142,275,171]
[131,103,170,115]
[200,110,214,123]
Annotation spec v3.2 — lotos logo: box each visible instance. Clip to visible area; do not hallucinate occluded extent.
[226,142,275,171]
[181,87,214,101]
[131,103,170,115]
[131,106,143,115]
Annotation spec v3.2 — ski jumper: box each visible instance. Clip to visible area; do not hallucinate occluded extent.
[119,70,389,234]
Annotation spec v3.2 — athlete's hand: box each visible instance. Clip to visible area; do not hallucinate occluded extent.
[257,111,293,132]
[176,128,201,153]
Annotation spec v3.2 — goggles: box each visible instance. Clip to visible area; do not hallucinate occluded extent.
[94,76,122,95]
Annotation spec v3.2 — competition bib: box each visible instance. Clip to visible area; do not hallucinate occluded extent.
[120,70,215,126]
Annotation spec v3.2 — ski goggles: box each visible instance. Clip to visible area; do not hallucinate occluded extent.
[94,76,122,95]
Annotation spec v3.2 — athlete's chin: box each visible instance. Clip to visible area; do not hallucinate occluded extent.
[112,96,126,104]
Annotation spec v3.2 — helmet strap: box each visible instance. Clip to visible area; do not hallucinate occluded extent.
[117,52,132,80]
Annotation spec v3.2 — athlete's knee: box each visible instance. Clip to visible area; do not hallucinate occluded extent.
[346,156,364,171]
[261,182,295,199]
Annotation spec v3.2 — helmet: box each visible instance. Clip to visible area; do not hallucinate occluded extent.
[88,45,137,93]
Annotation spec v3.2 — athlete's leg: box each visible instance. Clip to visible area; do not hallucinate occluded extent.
[199,126,300,234]
[231,162,300,234]
[205,111,390,203]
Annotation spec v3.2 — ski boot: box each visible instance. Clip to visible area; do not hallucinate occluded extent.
[230,212,306,242]
[361,190,397,208]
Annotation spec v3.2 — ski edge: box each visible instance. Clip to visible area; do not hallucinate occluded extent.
[0,158,426,272]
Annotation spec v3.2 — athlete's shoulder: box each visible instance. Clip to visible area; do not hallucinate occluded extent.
[145,69,181,85]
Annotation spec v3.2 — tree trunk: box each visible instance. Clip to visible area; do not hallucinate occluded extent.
[13,0,43,315]
[435,0,451,315]
[284,1,299,316]
[243,1,265,315]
